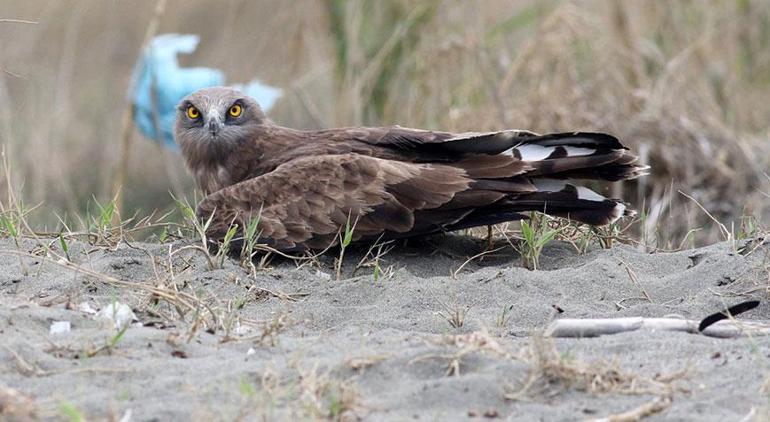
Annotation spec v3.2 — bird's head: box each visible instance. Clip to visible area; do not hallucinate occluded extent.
[174,87,266,161]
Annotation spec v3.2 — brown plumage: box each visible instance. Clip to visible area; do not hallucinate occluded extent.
[175,87,648,252]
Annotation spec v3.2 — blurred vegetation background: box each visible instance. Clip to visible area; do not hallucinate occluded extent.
[0,0,768,249]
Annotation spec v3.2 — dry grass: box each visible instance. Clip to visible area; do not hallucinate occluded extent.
[237,362,363,421]
[435,297,473,330]
[506,336,689,403]
[1,1,769,248]
[412,330,688,402]
[411,330,514,377]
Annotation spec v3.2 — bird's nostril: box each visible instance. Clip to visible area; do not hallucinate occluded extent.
[208,122,221,136]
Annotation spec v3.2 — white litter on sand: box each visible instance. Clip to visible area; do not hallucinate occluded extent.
[49,321,71,335]
[95,302,137,330]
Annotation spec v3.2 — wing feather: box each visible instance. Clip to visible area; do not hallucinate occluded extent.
[197,154,473,251]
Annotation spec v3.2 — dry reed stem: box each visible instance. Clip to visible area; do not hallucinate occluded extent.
[545,317,770,339]
[589,395,672,422]
[111,0,168,217]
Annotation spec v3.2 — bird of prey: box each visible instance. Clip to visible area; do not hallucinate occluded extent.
[175,87,647,252]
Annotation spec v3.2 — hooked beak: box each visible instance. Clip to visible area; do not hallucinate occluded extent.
[207,117,224,138]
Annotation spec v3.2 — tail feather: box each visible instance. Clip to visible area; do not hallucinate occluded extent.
[504,132,642,224]
[440,132,644,229]
[442,179,630,229]
[550,162,650,182]
[526,179,634,225]
[512,132,626,150]
[508,132,644,181]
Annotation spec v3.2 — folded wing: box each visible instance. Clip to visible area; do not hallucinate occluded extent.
[197,154,486,251]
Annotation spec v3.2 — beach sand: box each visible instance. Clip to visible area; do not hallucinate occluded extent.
[1,235,769,421]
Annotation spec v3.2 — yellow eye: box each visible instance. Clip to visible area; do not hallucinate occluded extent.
[186,106,200,119]
[228,104,242,117]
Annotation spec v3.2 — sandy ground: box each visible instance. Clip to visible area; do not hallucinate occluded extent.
[1,234,770,421]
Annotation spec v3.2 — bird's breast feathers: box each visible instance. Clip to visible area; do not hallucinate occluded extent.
[195,165,232,195]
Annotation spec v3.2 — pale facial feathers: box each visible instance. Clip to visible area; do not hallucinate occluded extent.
[175,87,267,193]
[174,86,266,160]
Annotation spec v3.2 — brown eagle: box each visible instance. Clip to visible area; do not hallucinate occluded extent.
[174,87,647,252]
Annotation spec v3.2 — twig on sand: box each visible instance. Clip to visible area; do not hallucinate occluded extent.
[1,67,24,78]
[452,246,505,279]
[545,317,770,338]
[589,394,672,422]
[248,286,308,302]
[4,345,44,376]
[4,345,132,377]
